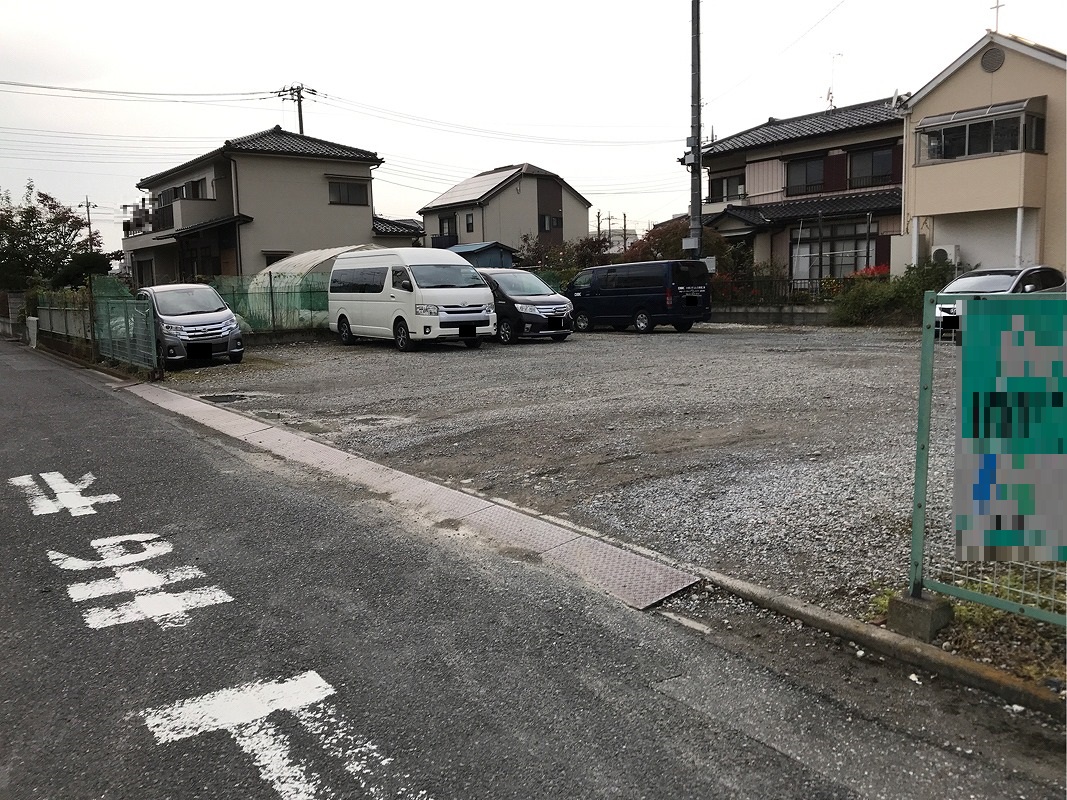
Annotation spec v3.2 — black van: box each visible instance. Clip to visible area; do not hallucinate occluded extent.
[563,260,711,333]
[476,267,573,344]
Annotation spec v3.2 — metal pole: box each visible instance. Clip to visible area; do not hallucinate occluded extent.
[688,0,702,258]
[908,290,938,596]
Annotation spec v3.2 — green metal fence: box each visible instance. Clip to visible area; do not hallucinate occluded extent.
[91,277,157,371]
[909,290,1066,626]
[212,273,329,332]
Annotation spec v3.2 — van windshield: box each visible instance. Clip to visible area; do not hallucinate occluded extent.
[153,286,227,316]
[409,264,486,289]
[671,261,709,285]
[491,271,554,296]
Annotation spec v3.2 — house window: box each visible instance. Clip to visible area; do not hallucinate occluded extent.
[916,98,1046,164]
[792,220,879,278]
[709,174,745,202]
[849,147,893,189]
[540,215,563,231]
[440,216,455,236]
[465,213,474,233]
[328,181,369,205]
[786,158,824,196]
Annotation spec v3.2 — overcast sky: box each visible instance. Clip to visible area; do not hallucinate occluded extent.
[2,0,1063,253]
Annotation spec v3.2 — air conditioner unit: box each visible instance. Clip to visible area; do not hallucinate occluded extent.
[931,243,961,265]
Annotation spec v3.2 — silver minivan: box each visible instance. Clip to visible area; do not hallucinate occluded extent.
[138,283,244,368]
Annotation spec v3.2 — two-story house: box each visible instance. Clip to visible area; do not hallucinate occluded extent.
[900,32,1065,270]
[418,163,591,252]
[698,98,906,281]
[122,126,387,286]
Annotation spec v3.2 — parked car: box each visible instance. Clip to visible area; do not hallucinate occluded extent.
[329,248,495,351]
[562,260,711,333]
[475,268,573,344]
[137,283,244,369]
[934,265,1065,337]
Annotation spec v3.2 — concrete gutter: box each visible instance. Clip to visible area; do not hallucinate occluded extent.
[671,566,1065,722]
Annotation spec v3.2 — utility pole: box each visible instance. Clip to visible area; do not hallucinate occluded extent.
[622,213,628,252]
[685,0,703,259]
[596,210,602,240]
[79,196,98,252]
[277,84,315,134]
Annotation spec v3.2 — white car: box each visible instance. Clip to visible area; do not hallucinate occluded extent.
[934,265,1065,337]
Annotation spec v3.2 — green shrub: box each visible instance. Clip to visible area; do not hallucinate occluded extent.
[829,262,961,327]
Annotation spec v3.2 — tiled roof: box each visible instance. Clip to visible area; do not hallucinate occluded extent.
[139,126,382,187]
[373,215,425,236]
[703,99,902,156]
[419,163,591,213]
[708,188,901,228]
[450,241,518,255]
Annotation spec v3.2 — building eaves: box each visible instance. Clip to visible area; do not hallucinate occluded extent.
[152,213,253,240]
[701,98,902,157]
[419,162,592,213]
[903,32,1066,110]
[138,126,383,189]
[708,188,902,230]
[373,215,425,237]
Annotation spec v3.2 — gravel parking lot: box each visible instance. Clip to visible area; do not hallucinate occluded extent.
[164,323,954,619]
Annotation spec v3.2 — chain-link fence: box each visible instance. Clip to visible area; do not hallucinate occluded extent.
[910,291,1066,626]
[91,276,157,372]
[212,273,329,333]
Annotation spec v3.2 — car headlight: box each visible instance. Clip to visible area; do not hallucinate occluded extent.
[415,304,439,316]
[564,300,573,312]
[515,303,542,315]
[223,315,239,333]
[483,304,493,314]
[161,322,185,334]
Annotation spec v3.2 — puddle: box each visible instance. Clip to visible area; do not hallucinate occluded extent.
[201,394,247,404]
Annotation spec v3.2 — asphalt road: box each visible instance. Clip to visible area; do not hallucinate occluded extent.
[1,339,1062,799]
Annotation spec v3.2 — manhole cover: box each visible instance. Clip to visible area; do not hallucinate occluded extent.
[201,394,247,404]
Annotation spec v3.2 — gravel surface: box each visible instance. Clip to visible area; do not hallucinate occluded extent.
[160,323,1067,689]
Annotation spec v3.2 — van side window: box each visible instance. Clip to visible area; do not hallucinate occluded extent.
[672,261,710,286]
[331,266,388,293]
[602,269,617,289]
[392,267,411,291]
[616,265,660,289]
[330,268,357,293]
[572,272,593,290]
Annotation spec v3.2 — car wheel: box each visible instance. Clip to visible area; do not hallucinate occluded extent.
[633,309,654,333]
[498,318,518,344]
[229,352,244,364]
[574,312,593,332]
[156,343,166,373]
[394,319,416,352]
[551,334,569,342]
[464,338,482,349]
[673,320,694,333]
[338,316,354,346]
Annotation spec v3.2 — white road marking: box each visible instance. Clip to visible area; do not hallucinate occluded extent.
[48,533,174,571]
[231,718,325,800]
[143,672,336,743]
[143,672,433,800]
[7,472,120,516]
[67,565,205,601]
[81,585,234,629]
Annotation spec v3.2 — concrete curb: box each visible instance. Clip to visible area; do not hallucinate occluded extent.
[687,566,1065,722]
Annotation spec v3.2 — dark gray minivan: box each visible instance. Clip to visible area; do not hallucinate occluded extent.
[563,260,711,333]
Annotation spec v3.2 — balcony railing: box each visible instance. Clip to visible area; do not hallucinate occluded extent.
[430,234,458,249]
[785,182,824,197]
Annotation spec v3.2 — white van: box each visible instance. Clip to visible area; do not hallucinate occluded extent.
[328,248,496,351]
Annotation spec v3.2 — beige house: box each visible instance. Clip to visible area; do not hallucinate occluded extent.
[121,126,419,285]
[900,32,1066,270]
[418,164,591,252]
[698,98,905,280]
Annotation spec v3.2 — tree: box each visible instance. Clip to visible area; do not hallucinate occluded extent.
[50,251,113,289]
[622,217,729,264]
[0,181,99,290]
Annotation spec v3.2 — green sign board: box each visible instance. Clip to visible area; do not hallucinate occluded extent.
[955,295,1067,561]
